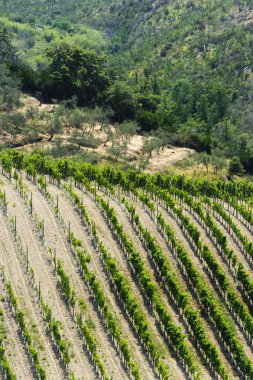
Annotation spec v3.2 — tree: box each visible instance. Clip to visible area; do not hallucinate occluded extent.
[114,121,140,146]
[135,109,158,132]
[105,121,139,161]
[154,128,172,152]
[228,156,245,177]
[199,152,211,173]
[107,141,126,161]
[25,106,43,137]
[211,156,226,174]
[102,124,114,147]
[45,41,109,104]
[45,114,62,141]
[67,108,87,130]
[0,112,26,139]
[171,79,194,123]
[0,27,16,66]
[0,29,20,111]
[0,65,20,111]
[210,149,227,174]
[107,81,137,122]
[69,130,100,149]
[141,136,163,158]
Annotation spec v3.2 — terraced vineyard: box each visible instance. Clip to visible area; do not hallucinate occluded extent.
[0,149,252,380]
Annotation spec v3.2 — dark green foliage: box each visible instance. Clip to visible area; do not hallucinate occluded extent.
[0,28,20,110]
[228,156,245,177]
[106,81,137,122]
[41,42,109,105]
[0,65,20,111]
[0,27,15,65]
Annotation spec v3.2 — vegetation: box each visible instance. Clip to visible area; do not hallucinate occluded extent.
[0,148,253,378]
[0,1,252,172]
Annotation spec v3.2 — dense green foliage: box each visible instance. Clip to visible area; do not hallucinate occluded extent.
[0,0,252,172]
[41,42,109,103]
[0,28,20,111]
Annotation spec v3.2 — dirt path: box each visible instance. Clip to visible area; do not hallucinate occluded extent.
[19,178,136,380]
[147,147,194,172]
[0,209,63,379]
[1,176,97,380]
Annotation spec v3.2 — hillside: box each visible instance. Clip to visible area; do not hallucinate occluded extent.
[0,0,252,174]
[0,3,253,380]
[0,94,195,174]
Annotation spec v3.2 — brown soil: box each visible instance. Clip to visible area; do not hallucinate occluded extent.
[89,187,214,379]
[178,204,253,363]
[0,207,64,379]
[1,176,98,379]
[0,281,34,380]
[20,176,157,380]
[98,190,236,379]
[1,94,194,173]
[47,182,178,380]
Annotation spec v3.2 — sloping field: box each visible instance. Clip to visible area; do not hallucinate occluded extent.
[0,149,252,380]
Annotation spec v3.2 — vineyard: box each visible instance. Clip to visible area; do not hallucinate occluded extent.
[0,149,252,380]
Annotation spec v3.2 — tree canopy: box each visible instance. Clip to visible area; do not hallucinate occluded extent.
[43,42,110,105]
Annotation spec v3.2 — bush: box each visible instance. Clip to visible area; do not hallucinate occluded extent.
[228,156,245,177]
[136,109,158,132]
